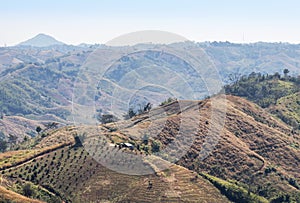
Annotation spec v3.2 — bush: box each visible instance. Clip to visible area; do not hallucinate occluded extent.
[151,140,162,153]
[142,134,149,145]
[97,114,119,124]
[160,97,177,106]
[22,183,35,197]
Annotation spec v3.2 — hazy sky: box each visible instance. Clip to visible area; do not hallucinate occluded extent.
[1,0,300,46]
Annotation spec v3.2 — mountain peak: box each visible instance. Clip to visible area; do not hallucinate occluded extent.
[18,33,65,47]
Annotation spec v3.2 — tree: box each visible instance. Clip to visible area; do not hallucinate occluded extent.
[283,69,289,78]
[160,97,177,106]
[143,102,152,112]
[8,134,18,145]
[227,72,241,84]
[124,108,136,119]
[44,122,59,130]
[142,134,149,145]
[22,183,35,197]
[151,140,162,153]
[137,102,152,115]
[273,72,281,79]
[0,139,7,152]
[36,126,42,134]
[74,135,83,147]
[97,114,119,124]
[124,102,152,119]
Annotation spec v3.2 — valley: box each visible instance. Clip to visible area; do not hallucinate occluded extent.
[0,37,299,202]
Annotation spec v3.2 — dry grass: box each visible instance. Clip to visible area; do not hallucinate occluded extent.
[1,95,299,202]
[119,95,300,200]
[0,126,75,171]
[0,142,73,171]
[0,185,45,203]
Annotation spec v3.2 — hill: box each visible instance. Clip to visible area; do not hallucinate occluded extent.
[0,94,299,202]
[0,126,230,203]
[98,95,300,202]
[0,47,93,143]
[18,34,65,47]
[0,116,41,151]
[1,42,300,142]
[223,72,300,130]
[269,92,300,130]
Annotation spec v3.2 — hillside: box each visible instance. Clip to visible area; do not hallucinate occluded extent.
[0,94,299,202]
[0,42,300,202]
[0,185,44,203]
[1,42,300,142]
[100,95,300,202]
[269,92,300,130]
[223,72,300,130]
[0,116,41,151]
[0,126,230,203]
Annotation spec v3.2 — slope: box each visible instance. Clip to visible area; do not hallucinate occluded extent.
[111,95,300,201]
[269,92,300,130]
[0,185,45,203]
[0,126,230,203]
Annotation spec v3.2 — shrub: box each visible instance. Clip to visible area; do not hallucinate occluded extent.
[151,140,162,153]
[22,183,35,197]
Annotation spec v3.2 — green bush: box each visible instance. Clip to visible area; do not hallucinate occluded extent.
[22,183,35,197]
[151,140,162,153]
[200,173,268,203]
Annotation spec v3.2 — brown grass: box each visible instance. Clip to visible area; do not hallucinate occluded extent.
[119,95,300,199]
[0,185,45,203]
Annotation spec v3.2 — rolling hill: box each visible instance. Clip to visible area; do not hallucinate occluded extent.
[1,41,300,143]
[0,41,300,202]
[0,93,299,202]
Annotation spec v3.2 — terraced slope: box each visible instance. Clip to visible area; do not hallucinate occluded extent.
[0,126,230,203]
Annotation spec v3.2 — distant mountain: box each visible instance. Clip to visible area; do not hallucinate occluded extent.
[77,43,92,48]
[18,33,65,47]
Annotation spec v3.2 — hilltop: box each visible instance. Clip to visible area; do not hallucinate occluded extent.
[18,34,65,47]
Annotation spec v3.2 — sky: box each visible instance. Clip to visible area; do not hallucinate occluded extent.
[1,0,300,46]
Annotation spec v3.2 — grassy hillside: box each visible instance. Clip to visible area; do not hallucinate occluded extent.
[269,92,300,130]
[224,72,300,130]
